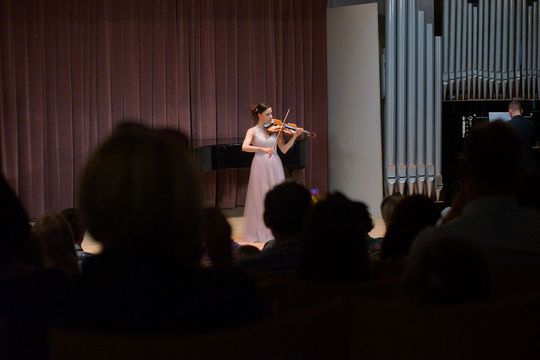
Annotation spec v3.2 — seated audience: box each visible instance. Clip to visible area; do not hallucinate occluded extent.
[410,121,540,265]
[404,237,492,303]
[515,169,540,211]
[380,195,440,262]
[60,208,93,269]
[237,181,312,273]
[0,175,69,360]
[64,124,265,333]
[32,213,79,278]
[235,245,261,262]
[369,195,439,280]
[367,193,404,257]
[381,193,405,227]
[200,207,236,268]
[0,174,41,278]
[299,192,372,282]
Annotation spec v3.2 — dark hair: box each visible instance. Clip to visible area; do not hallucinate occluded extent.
[60,208,85,245]
[201,207,233,268]
[79,124,202,266]
[235,245,261,261]
[508,99,522,113]
[463,121,522,186]
[250,103,270,122]
[381,195,440,260]
[300,192,371,282]
[264,181,312,237]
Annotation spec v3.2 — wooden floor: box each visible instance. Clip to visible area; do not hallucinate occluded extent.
[81,208,386,254]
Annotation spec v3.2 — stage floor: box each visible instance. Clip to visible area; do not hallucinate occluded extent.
[81,208,386,254]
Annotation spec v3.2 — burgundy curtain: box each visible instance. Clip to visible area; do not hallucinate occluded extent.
[0,0,328,219]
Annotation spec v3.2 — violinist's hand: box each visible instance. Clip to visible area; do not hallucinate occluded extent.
[262,147,273,158]
[293,127,304,138]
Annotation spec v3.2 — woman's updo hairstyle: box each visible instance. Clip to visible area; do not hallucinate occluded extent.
[250,103,270,122]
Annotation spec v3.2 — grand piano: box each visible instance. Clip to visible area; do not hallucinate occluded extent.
[192,137,306,171]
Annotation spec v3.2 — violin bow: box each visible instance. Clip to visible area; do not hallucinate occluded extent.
[270,108,291,153]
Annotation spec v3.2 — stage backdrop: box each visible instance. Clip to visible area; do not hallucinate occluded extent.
[0,0,328,219]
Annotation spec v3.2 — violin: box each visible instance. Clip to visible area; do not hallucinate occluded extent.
[263,119,316,137]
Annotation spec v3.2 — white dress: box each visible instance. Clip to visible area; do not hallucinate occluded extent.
[242,125,285,243]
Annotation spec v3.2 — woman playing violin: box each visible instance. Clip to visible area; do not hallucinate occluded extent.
[241,103,303,243]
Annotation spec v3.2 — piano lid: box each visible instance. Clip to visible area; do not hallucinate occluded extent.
[191,138,306,171]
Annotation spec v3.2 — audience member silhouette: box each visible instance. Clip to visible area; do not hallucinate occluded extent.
[404,237,492,303]
[366,193,404,257]
[201,207,235,268]
[68,124,264,333]
[410,121,540,265]
[238,181,312,273]
[515,169,540,212]
[32,213,79,278]
[380,193,405,227]
[0,174,41,277]
[299,192,372,282]
[235,245,262,262]
[0,175,68,360]
[381,195,440,261]
[60,208,92,269]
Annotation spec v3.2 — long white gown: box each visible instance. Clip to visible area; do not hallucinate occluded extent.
[242,125,285,243]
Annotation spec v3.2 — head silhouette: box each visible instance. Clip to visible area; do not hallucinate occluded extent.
[462,121,522,195]
[300,192,371,282]
[263,181,312,239]
[79,124,202,266]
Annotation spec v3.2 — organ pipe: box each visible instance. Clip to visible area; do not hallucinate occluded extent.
[440,0,540,100]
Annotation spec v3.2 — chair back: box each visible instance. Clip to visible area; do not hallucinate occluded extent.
[50,299,348,360]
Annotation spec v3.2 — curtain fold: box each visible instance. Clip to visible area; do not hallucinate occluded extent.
[0,0,328,219]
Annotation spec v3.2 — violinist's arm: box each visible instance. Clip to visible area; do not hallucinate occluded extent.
[277,128,303,154]
[242,128,273,156]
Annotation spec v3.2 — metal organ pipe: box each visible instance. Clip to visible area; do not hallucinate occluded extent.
[417,11,426,194]
[516,0,527,97]
[381,0,540,197]
[538,2,540,98]
[456,0,463,99]
[472,6,478,98]
[384,0,397,196]
[439,0,540,100]
[407,0,417,195]
[489,0,496,99]
[449,0,456,100]
[509,0,515,98]
[478,0,484,99]
[531,2,538,99]
[516,0,522,98]
[527,5,533,99]
[425,24,435,198]
[435,37,443,202]
[502,0,508,99]
[397,0,407,195]
[482,0,492,99]
[383,1,443,198]
[466,3,473,99]
[443,0,449,100]
[495,0,502,99]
